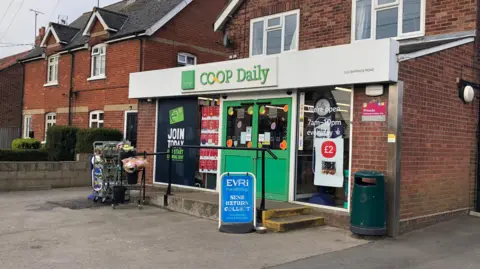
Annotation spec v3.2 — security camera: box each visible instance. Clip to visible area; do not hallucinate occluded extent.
[286,90,293,95]
[222,95,228,100]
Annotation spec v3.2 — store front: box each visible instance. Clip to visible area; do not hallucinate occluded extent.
[129,38,399,210]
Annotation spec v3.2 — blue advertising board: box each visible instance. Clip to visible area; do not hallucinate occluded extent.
[219,173,256,233]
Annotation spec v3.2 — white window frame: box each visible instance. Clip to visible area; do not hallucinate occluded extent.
[45,55,59,86]
[89,44,107,80]
[351,0,426,42]
[45,112,57,139]
[249,9,300,57]
[177,53,197,66]
[89,110,104,128]
[23,115,32,138]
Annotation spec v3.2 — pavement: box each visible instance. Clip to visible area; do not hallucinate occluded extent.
[0,187,367,269]
[270,215,480,269]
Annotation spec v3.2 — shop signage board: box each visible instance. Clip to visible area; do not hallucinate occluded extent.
[181,57,278,92]
[361,102,387,122]
[129,39,399,99]
[219,172,256,234]
[155,98,199,186]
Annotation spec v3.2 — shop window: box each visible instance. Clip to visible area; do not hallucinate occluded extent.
[45,112,56,139]
[198,97,220,190]
[177,53,196,66]
[354,0,425,41]
[90,44,106,79]
[250,10,299,56]
[154,97,220,190]
[90,110,104,128]
[46,55,59,84]
[296,87,352,210]
[24,115,32,138]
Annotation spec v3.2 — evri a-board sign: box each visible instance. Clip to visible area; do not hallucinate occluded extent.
[219,172,256,234]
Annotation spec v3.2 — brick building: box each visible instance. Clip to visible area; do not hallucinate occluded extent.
[0,51,29,148]
[19,0,228,145]
[128,0,480,235]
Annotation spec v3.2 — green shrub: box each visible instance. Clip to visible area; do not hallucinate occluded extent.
[0,149,48,161]
[46,126,79,161]
[76,128,123,153]
[11,138,41,149]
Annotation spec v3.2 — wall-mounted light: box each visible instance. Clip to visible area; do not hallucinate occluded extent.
[366,84,384,97]
[460,85,475,103]
[458,80,478,104]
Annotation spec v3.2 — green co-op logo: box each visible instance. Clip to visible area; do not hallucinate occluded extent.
[181,65,270,90]
[169,107,184,124]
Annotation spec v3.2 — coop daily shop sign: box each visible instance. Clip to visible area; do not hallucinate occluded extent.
[181,57,278,92]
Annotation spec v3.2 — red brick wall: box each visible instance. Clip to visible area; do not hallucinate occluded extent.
[152,0,228,53]
[225,0,352,58]
[91,19,105,34]
[23,38,140,141]
[398,43,478,227]
[351,86,389,176]
[224,0,478,59]
[143,0,228,71]
[0,64,23,128]
[425,0,477,36]
[137,100,157,184]
[46,34,57,46]
[23,53,71,141]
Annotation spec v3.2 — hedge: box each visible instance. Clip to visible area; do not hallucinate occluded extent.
[0,149,48,161]
[76,128,123,153]
[46,126,79,161]
[11,138,41,150]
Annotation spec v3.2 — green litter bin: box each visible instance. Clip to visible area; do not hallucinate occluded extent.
[350,171,386,236]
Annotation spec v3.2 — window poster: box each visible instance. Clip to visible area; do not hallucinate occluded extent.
[199,105,220,174]
[313,123,344,187]
[156,98,199,186]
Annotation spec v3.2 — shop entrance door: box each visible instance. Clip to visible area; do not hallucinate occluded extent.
[221,98,292,201]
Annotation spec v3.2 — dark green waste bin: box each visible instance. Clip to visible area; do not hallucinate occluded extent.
[350,171,386,236]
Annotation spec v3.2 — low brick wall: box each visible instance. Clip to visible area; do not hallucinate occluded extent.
[0,155,91,191]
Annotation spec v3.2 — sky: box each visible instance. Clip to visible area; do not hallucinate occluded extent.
[0,0,119,58]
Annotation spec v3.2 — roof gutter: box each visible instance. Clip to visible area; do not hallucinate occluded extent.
[58,44,89,55]
[20,54,46,63]
[214,0,244,32]
[105,32,146,44]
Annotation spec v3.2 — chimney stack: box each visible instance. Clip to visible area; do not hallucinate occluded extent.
[35,26,46,46]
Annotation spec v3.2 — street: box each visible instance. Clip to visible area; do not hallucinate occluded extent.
[1,187,479,269]
[0,187,365,269]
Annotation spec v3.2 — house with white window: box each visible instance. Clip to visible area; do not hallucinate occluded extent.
[18,0,228,144]
[129,0,480,236]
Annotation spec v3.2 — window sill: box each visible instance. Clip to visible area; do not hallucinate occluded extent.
[352,32,425,43]
[249,49,298,58]
[87,75,106,81]
[43,82,59,87]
